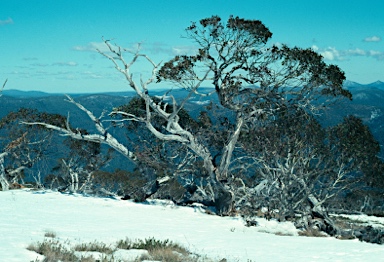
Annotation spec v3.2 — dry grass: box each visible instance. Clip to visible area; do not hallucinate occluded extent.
[298,228,328,237]
[139,246,193,262]
[27,239,80,261]
[44,231,57,238]
[28,235,218,262]
[274,231,294,236]
[74,241,115,254]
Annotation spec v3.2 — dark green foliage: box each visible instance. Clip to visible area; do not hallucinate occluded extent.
[0,108,67,129]
[92,168,153,200]
[226,16,273,43]
[154,177,187,203]
[236,104,384,217]
[158,15,351,115]
[240,107,325,155]
[48,137,113,192]
[0,109,63,187]
[328,115,383,184]
[156,55,201,83]
[329,115,380,162]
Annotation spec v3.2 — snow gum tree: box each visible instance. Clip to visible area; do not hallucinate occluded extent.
[155,16,351,215]
[48,136,114,193]
[23,16,353,224]
[0,108,59,190]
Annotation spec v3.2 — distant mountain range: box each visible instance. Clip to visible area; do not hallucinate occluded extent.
[343,80,384,90]
[1,80,384,98]
[1,81,383,160]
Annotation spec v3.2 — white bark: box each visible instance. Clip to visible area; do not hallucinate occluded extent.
[21,41,241,214]
[0,152,9,191]
[22,95,136,161]
[99,41,222,182]
[218,114,244,180]
[0,79,6,97]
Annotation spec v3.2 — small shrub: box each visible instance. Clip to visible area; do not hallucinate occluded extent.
[274,231,294,236]
[139,247,186,262]
[28,236,215,262]
[27,239,78,261]
[74,241,115,254]
[116,237,197,261]
[117,237,180,251]
[44,231,57,238]
[115,238,134,250]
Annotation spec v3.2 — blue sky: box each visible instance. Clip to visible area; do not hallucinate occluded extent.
[1,0,383,93]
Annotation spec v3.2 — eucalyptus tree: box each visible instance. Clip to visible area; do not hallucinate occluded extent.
[0,108,58,190]
[24,16,351,220]
[49,135,114,193]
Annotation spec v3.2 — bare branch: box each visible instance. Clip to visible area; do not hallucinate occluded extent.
[0,78,7,97]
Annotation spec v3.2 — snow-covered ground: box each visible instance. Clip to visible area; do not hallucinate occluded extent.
[1,189,383,261]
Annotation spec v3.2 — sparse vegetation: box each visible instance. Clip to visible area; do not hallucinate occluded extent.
[298,228,328,238]
[74,241,115,255]
[27,239,80,262]
[28,235,217,262]
[44,231,57,238]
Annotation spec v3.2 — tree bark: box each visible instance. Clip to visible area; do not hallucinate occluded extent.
[218,113,244,180]
[308,194,341,236]
[0,152,9,191]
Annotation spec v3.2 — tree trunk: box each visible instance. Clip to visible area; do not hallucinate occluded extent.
[308,194,340,236]
[218,114,244,180]
[214,184,234,216]
[0,152,9,191]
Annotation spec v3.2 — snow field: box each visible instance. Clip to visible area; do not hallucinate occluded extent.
[1,189,383,261]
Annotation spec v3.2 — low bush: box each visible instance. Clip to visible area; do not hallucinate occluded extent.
[28,235,216,262]
[74,241,115,254]
[27,239,80,261]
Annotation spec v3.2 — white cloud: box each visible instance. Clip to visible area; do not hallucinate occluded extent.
[369,50,384,60]
[74,41,198,58]
[313,46,384,61]
[346,48,366,56]
[311,45,319,52]
[82,71,103,79]
[29,62,77,68]
[53,61,78,67]
[73,41,144,55]
[73,42,110,52]
[314,46,345,61]
[31,63,49,67]
[364,36,381,42]
[321,50,336,60]
[145,42,172,55]
[172,45,198,55]
[0,17,13,26]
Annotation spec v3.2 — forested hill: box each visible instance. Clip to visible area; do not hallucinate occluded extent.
[1,82,384,157]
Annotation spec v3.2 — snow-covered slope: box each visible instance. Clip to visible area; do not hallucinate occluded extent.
[1,189,383,261]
